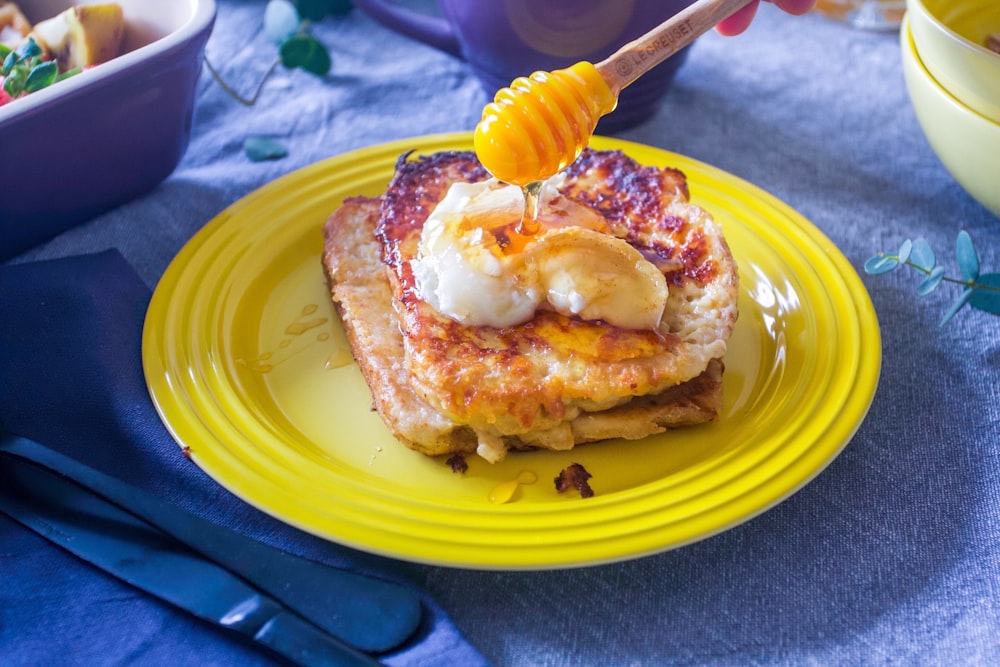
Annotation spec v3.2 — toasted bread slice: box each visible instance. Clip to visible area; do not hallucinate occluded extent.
[323,149,738,462]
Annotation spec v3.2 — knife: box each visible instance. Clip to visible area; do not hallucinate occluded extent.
[0,434,423,658]
[0,455,383,666]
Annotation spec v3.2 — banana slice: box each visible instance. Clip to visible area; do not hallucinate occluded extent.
[531,226,668,331]
[413,178,669,331]
[30,3,124,70]
[0,2,32,48]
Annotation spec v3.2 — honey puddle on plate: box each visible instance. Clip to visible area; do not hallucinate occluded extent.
[239,304,352,372]
[489,471,538,504]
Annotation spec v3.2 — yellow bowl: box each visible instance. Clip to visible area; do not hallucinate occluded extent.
[901,16,1000,218]
[907,0,1000,122]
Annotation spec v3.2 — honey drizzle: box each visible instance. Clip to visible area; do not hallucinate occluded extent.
[237,304,351,373]
[488,470,538,504]
[517,180,544,237]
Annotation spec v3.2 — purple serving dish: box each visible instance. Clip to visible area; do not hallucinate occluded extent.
[0,0,215,260]
[353,0,697,132]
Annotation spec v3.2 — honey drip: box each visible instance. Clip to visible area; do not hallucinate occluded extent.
[496,181,607,256]
[285,318,326,335]
[238,304,345,373]
[324,346,353,370]
[474,61,617,187]
[517,180,544,237]
[488,470,538,504]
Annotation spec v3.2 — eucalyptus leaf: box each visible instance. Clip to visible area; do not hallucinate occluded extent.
[939,288,974,326]
[896,239,913,265]
[956,230,980,282]
[297,0,353,21]
[280,34,331,75]
[264,0,301,45]
[910,238,935,271]
[864,254,899,275]
[918,266,945,296]
[207,0,348,135]
[24,61,57,93]
[244,136,288,161]
[868,232,1000,326]
[969,273,1000,315]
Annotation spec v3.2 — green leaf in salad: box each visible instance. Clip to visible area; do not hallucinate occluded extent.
[24,60,58,93]
[3,64,28,96]
[16,36,43,60]
[2,49,17,76]
[55,67,82,83]
[1,38,76,101]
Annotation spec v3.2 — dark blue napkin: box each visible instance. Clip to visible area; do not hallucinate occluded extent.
[0,250,486,667]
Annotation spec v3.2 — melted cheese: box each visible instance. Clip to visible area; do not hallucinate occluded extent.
[411,178,668,330]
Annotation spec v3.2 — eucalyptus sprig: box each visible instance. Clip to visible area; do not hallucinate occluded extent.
[1,37,80,101]
[865,231,1000,325]
[205,0,351,160]
[204,0,350,107]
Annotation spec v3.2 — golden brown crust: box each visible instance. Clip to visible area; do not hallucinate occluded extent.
[323,197,477,456]
[321,147,739,463]
[375,150,738,438]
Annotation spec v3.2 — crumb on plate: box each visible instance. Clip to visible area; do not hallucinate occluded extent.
[555,463,594,498]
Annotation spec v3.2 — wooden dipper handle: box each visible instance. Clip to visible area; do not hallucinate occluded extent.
[595,0,756,93]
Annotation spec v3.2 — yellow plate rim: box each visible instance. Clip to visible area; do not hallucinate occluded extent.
[142,132,881,570]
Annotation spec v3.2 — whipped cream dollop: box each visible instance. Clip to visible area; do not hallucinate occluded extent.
[411,177,668,330]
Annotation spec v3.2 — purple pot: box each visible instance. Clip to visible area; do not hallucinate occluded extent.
[0,0,216,260]
[353,0,697,132]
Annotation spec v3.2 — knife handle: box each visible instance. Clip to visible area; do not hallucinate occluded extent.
[0,454,381,667]
[0,433,422,654]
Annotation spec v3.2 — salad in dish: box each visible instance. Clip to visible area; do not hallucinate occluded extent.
[0,1,123,106]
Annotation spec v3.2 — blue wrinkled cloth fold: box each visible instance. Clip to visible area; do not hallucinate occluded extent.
[0,250,486,667]
[4,1,1000,664]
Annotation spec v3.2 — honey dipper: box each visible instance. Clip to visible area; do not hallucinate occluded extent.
[474,0,756,187]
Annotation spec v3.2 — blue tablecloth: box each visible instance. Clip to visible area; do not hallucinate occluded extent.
[3,1,1000,665]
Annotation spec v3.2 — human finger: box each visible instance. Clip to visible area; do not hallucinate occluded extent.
[715,0,760,36]
[772,0,816,16]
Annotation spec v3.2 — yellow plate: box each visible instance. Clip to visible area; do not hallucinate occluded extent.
[143,133,881,570]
